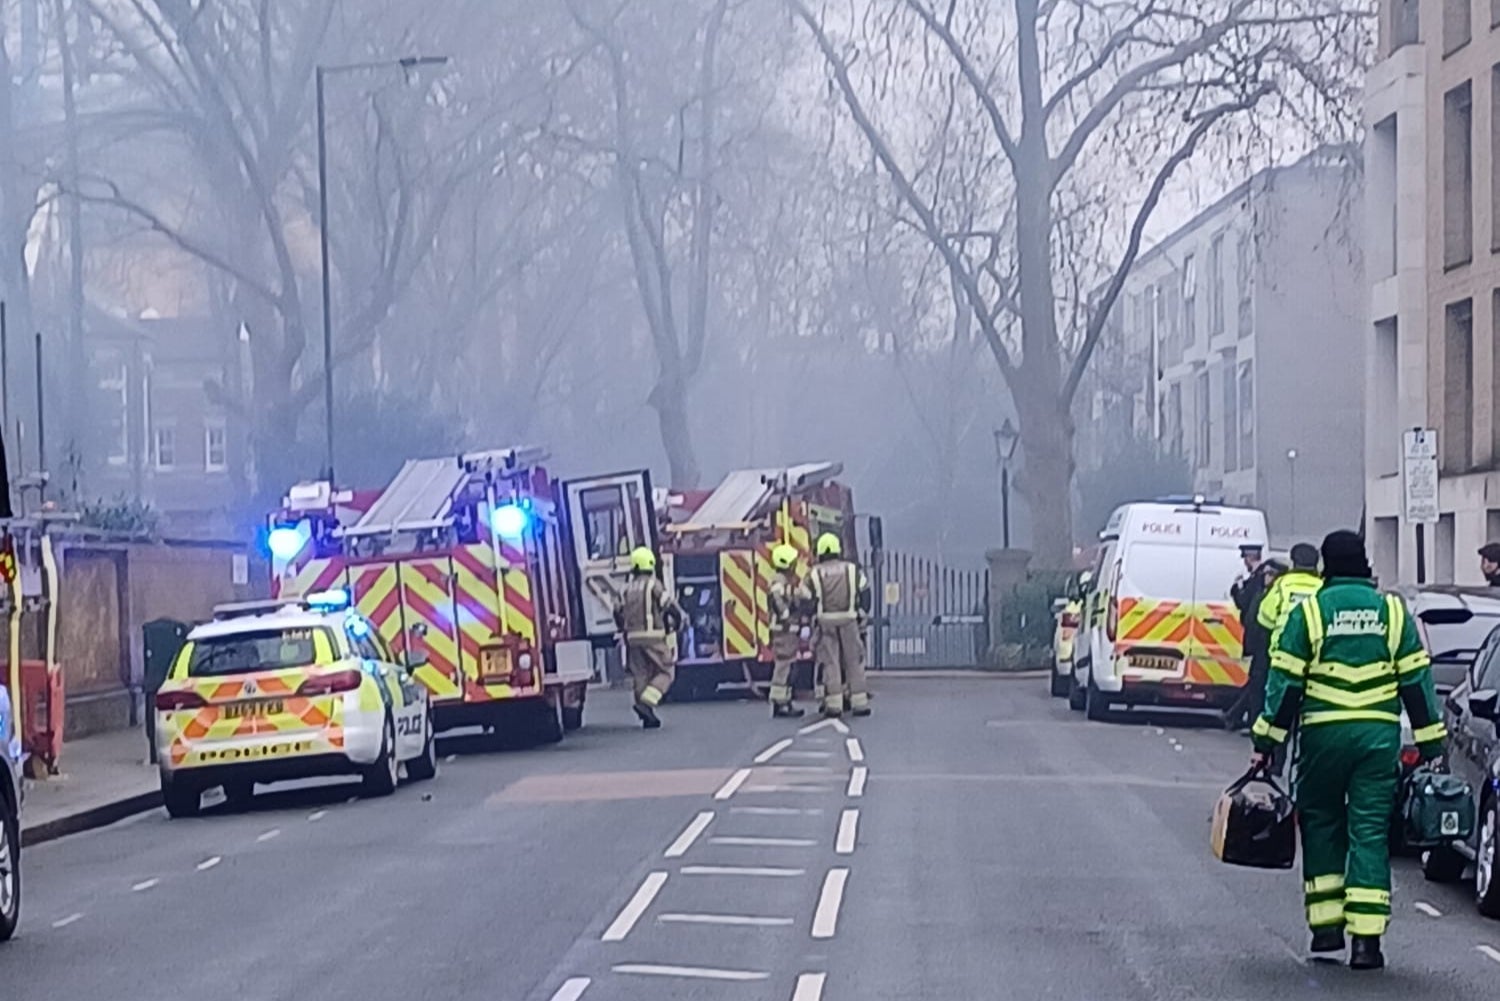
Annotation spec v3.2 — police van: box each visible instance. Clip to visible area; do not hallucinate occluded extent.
[1072,498,1268,721]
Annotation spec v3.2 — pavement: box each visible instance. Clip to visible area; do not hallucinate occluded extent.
[19,725,159,845]
[3,677,1500,999]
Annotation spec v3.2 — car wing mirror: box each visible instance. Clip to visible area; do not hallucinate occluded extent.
[1468,689,1500,721]
[1051,598,1068,614]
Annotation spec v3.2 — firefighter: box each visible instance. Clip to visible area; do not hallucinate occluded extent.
[798,533,872,718]
[613,546,684,729]
[1251,530,1445,971]
[767,543,807,719]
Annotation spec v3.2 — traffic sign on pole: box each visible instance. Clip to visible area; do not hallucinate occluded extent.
[1402,428,1439,525]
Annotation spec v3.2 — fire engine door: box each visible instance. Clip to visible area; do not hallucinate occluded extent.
[561,470,657,641]
[719,550,762,661]
[396,557,464,702]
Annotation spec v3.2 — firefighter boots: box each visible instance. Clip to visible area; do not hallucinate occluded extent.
[772,702,805,719]
[633,703,661,729]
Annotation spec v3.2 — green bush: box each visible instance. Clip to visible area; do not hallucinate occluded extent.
[996,570,1071,648]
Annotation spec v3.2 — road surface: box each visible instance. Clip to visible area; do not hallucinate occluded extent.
[4,677,1500,1000]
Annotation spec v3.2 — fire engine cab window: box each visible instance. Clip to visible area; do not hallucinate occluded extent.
[188,629,326,677]
[581,486,630,558]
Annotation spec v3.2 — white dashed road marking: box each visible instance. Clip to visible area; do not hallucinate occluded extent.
[793,972,828,1000]
[665,811,715,858]
[196,856,222,871]
[51,913,84,929]
[732,806,823,816]
[782,750,833,759]
[755,739,794,764]
[847,766,867,798]
[548,978,591,1001]
[602,871,668,942]
[1478,944,1500,964]
[131,878,160,892]
[845,738,865,763]
[710,836,817,848]
[256,828,281,842]
[811,868,849,939]
[1415,902,1443,918]
[714,768,753,800]
[836,809,858,855]
[682,865,806,878]
[613,964,769,982]
[309,810,327,822]
[658,913,796,927]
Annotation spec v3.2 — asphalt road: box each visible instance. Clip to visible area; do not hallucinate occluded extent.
[4,677,1500,1000]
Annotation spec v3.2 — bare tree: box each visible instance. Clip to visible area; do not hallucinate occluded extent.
[791,0,1369,565]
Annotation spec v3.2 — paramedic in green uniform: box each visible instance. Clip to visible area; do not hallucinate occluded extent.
[1250,531,1445,971]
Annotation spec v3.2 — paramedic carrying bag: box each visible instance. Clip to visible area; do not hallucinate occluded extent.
[1401,766,1475,848]
[1211,765,1296,869]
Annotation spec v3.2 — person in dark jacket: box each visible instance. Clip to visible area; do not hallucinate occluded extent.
[1479,543,1500,586]
[1226,544,1280,730]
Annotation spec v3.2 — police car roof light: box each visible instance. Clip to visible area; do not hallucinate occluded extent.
[305,588,351,610]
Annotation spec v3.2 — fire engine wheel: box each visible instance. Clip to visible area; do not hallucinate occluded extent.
[533,697,564,746]
[405,711,438,782]
[161,774,203,819]
[0,792,19,942]
[562,702,585,732]
[361,716,399,798]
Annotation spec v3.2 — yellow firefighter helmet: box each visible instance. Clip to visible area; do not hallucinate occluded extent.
[630,546,657,573]
[816,533,843,558]
[771,544,799,570]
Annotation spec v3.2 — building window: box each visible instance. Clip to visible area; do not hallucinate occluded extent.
[1446,0,1473,54]
[205,424,227,472]
[1182,253,1197,349]
[1436,513,1457,584]
[1373,115,1398,274]
[1374,319,1399,476]
[1167,381,1184,457]
[1444,80,1474,269]
[1444,299,1475,473]
[1492,68,1500,250]
[1154,280,1171,363]
[1493,0,1500,28]
[153,426,176,472]
[1194,370,1212,470]
[1222,355,1239,473]
[1373,517,1400,585]
[1236,231,1253,337]
[1237,361,1255,467]
[1207,234,1225,335]
[1161,277,1181,365]
[98,359,128,466]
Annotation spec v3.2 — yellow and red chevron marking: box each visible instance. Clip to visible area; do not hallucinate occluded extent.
[273,555,346,600]
[495,540,539,646]
[398,558,463,701]
[350,562,405,655]
[1117,597,1192,645]
[720,550,759,660]
[753,544,775,658]
[451,544,531,703]
[776,501,813,570]
[162,670,345,768]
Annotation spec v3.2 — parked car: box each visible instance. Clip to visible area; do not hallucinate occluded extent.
[1050,571,1090,698]
[1421,622,1500,916]
[1400,586,1500,694]
[0,683,21,941]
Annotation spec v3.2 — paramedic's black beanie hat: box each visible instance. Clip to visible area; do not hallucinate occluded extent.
[1321,530,1371,580]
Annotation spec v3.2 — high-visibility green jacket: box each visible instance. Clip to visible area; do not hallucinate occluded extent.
[1256,568,1323,652]
[1252,577,1445,755]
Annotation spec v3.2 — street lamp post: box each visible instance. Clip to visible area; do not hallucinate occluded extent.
[995,419,1021,549]
[316,55,448,484]
[1286,448,1299,535]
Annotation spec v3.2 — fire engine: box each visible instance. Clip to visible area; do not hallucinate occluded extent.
[658,463,857,699]
[267,448,657,740]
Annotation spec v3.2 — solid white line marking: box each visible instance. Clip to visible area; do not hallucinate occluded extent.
[256,828,281,842]
[665,811,715,858]
[658,913,795,927]
[710,836,817,847]
[732,806,823,816]
[845,738,865,763]
[793,972,828,1001]
[601,871,668,942]
[755,738,794,764]
[549,977,591,1001]
[196,856,222,872]
[131,878,160,892]
[836,809,858,855]
[831,718,850,734]
[1415,901,1443,917]
[799,718,836,734]
[812,868,849,938]
[847,766,868,798]
[714,768,753,800]
[308,810,327,822]
[782,750,833,759]
[51,913,84,929]
[613,964,768,981]
[682,865,806,877]
[1479,944,1500,964]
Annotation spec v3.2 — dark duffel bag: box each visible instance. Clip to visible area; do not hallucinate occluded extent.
[1212,765,1296,869]
[1401,766,1475,848]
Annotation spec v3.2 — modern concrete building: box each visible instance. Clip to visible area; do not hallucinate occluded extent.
[1081,151,1365,549]
[1364,0,1500,585]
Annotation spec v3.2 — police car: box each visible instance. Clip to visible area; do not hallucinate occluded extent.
[0,682,21,941]
[155,591,437,818]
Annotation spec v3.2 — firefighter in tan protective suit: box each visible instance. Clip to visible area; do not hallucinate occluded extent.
[613,546,684,729]
[767,543,807,719]
[798,533,872,718]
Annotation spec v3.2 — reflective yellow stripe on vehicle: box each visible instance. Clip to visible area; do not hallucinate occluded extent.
[1302,709,1401,726]
[1304,680,1399,709]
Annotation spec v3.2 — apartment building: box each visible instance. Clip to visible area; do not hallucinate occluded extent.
[1081,152,1366,548]
[1365,0,1500,585]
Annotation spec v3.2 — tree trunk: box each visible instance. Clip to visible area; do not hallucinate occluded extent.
[649,376,701,489]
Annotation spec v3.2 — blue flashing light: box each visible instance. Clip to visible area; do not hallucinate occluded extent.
[346,615,371,639]
[491,502,530,539]
[306,588,351,610]
[267,525,307,562]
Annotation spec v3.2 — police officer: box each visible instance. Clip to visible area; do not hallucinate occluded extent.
[798,533,872,718]
[613,546,684,729]
[1227,544,1280,730]
[1251,530,1445,970]
[767,544,807,719]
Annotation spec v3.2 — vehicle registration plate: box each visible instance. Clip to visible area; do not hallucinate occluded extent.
[224,700,285,719]
[1128,654,1180,672]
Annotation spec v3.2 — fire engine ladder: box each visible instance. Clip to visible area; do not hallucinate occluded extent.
[679,462,843,530]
